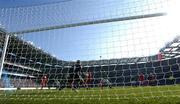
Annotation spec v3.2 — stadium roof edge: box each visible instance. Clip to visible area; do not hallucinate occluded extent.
[0,28,7,34]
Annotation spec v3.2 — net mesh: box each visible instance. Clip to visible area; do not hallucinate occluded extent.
[0,0,180,103]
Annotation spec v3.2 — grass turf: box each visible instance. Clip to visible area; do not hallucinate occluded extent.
[1,85,180,104]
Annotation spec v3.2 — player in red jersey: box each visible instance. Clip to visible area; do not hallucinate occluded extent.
[138,73,145,86]
[41,75,48,89]
[148,73,156,86]
[85,70,92,89]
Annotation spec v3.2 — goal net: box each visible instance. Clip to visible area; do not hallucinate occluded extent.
[0,0,180,103]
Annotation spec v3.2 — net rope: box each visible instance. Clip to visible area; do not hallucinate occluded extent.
[0,0,180,102]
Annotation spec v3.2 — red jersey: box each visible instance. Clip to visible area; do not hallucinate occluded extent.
[139,74,144,81]
[87,72,92,79]
[41,76,48,84]
[44,76,48,82]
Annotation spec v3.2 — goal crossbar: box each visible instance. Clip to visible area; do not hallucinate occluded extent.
[9,12,167,35]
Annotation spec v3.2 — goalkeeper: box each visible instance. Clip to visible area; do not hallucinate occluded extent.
[71,60,84,90]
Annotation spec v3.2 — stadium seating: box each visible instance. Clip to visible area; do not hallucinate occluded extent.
[1,31,180,88]
[85,57,180,87]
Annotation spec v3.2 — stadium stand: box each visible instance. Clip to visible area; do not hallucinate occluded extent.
[1,28,180,89]
[160,35,180,58]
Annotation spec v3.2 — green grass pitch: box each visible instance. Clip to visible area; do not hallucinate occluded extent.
[1,85,180,104]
